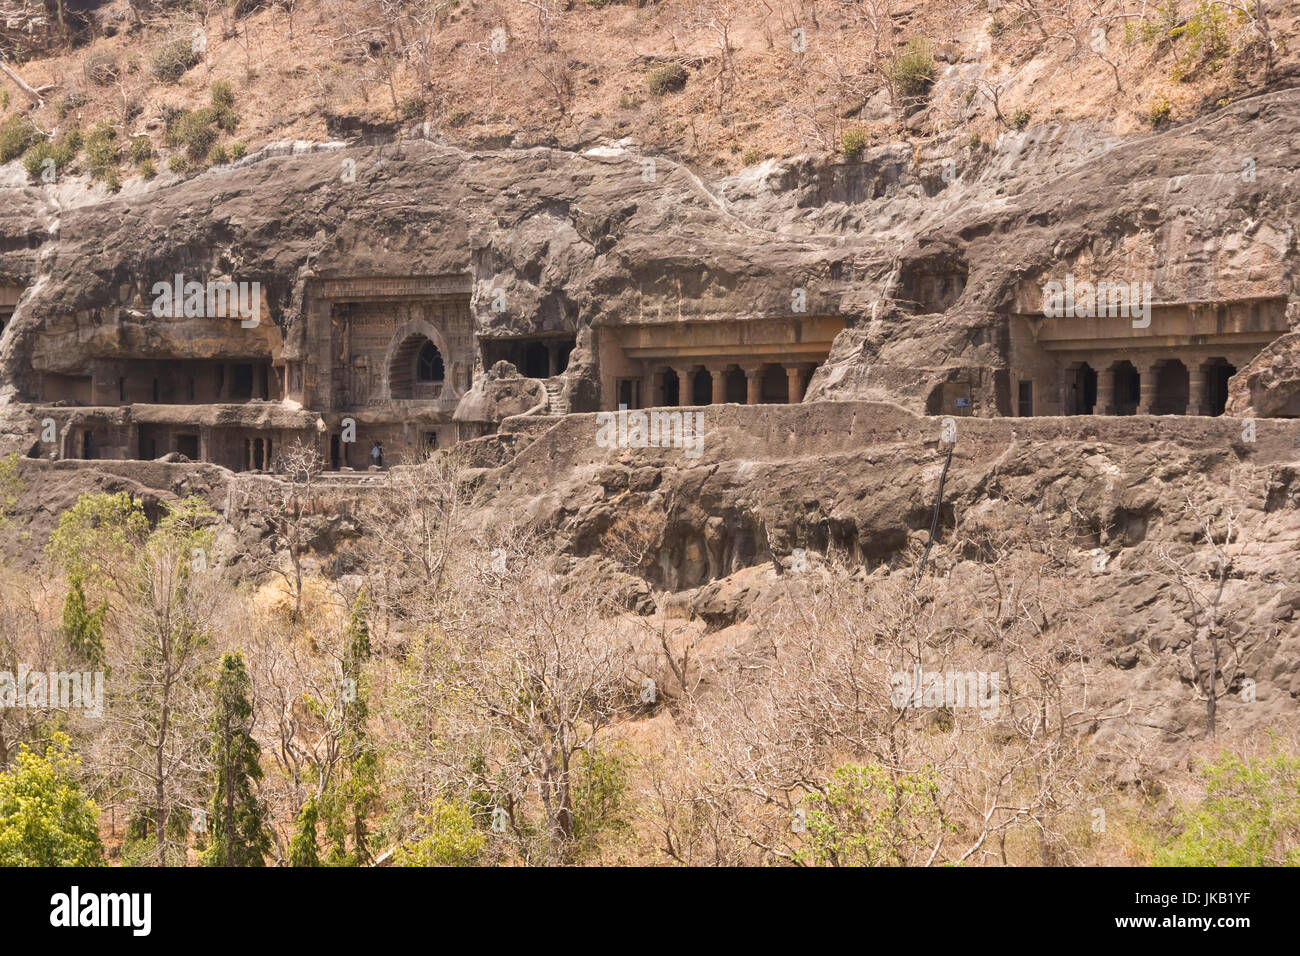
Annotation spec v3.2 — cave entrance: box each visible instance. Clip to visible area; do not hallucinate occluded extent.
[176,434,199,460]
[691,368,712,406]
[524,342,550,378]
[1203,358,1236,417]
[759,364,788,404]
[660,368,680,406]
[1112,361,1140,416]
[1154,359,1189,415]
[391,334,444,399]
[724,366,747,404]
[1064,362,1097,415]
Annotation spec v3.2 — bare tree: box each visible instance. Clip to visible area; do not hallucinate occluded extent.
[260,438,323,623]
[1157,487,1249,740]
[106,503,221,866]
[396,536,639,862]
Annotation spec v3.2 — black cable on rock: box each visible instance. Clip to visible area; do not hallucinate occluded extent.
[912,439,954,592]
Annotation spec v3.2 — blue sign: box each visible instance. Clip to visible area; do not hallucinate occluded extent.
[955,398,970,407]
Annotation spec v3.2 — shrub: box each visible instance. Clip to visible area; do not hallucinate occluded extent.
[891,38,936,101]
[83,50,120,86]
[0,734,104,867]
[445,108,470,128]
[840,127,869,158]
[211,80,236,110]
[646,63,688,96]
[1155,749,1300,866]
[742,148,761,165]
[209,144,230,166]
[229,142,247,161]
[1012,107,1031,130]
[139,158,157,179]
[151,38,202,83]
[794,764,951,866]
[165,108,220,161]
[0,115,45,163]
[168,155,188,173]
[1148,96,1172,127]
[393,798,486,867]
[0,452,20,524]
[128,135,151,163]
[83,122,121,180]
[398,95,425,121]
[21,135,79,183]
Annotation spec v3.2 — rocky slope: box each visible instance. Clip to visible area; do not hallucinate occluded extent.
[2,83,1299,431]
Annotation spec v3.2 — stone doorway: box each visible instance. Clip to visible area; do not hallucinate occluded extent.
[177,434,199,460]
[1112,361,1140,415]
[1154,359,1189,415]
[1065,362,1097,415]
[524,342,550,378]
[1203,358,1236,417]
[724,366,747,404]
[661,368,680,406]
[759,364,789,404]
[691,368,712,406]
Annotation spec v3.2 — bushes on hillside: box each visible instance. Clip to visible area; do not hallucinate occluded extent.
[646,63,687,96]
[152,37,202,82]
[0,115,44,163]
[21,132,80,182]
[165,83,241,166]
[83,49,120,87]
[840,127,869,158]
[1156,749,1300,866]
[891,37,936,101]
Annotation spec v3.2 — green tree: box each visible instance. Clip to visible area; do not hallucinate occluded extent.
[46,491,149,597]
[320,592,379,866]
[393,798,486,867]
[0,452,21,530]
[1156,748,1300,866]
[795,763,951,867]
[108,496,218,867]
[58,573,107,666]
[288,796,321,867]
[570,745,633,860]
[0,733,104,866]
[201,652,272,867]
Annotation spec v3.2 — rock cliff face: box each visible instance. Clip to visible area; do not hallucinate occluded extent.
[9,399,1298,753]
[1,48,1299,759]
[2,87,1297,424]
[466,402,1300,752]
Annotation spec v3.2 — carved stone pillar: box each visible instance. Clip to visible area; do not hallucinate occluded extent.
[785,364,805,404]
[1188,362,1208,416]
[1136,361,1157,415]
[710,366,727,405]
[672,366,694,406]
[1094,365,1114,415]
[743,364,763,406]
[644,364,663,408]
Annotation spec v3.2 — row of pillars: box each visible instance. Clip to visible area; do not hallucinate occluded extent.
[243,436,272,470]
[647,362,811,407]
[1065,356,1235,416]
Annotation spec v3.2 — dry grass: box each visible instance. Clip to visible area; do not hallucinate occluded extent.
[1,0,1287,182]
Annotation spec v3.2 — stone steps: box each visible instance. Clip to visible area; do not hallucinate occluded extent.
[543,379,569,416]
